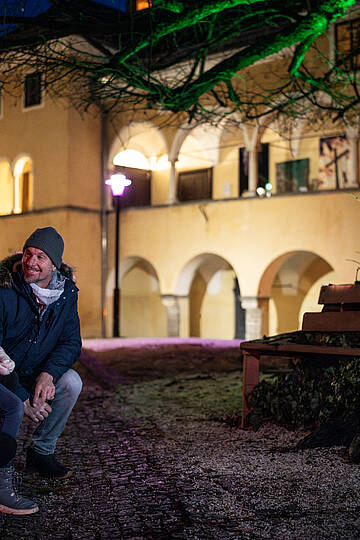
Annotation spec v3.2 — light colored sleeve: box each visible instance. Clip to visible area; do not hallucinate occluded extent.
[0,347,15,376]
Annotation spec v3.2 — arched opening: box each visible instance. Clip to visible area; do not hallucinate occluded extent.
[13,156,33,213]
[0,160,13,215]
[259,251,334,335]
[174,125,220,202]
[107,257,167,338]
[113,149,151,170]
[109,122,169,207]
[176,253,243,339]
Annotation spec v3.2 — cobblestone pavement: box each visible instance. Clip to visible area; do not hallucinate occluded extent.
[1,353,360,539]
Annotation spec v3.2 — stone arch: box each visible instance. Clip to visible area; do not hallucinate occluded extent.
[175,253,235,295]
[170,122,222,166]
[108,122,170,207]
[106,256,167,338]
[108,122,169,170]
[12,154,33,214]
[258,250,334,336]
[175,253,244,339]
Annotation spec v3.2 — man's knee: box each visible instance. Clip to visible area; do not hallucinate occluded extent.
[55,369,82,399]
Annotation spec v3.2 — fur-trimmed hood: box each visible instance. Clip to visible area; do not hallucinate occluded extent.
[0,252,75,288]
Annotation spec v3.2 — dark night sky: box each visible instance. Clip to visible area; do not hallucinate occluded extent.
[0,0,127,17]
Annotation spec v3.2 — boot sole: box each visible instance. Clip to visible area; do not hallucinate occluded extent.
[0,504,39,515]
[26,469,73,480]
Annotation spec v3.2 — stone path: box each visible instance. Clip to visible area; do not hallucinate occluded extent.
[0,355,360,539]
[1,374,197,539]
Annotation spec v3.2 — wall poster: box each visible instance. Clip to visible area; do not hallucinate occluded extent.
[318,135,353,190]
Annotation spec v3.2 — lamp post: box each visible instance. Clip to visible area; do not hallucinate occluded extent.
[105,173,132,337]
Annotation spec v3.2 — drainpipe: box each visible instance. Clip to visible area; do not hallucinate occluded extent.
[101,112,108,337]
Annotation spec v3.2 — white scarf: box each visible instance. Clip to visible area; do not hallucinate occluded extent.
[30,271,65,308]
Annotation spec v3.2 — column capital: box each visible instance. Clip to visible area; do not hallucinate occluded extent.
[161,294,179,308]
[346,125,359,139]
[241,296,262,341]
[241,296,259,310]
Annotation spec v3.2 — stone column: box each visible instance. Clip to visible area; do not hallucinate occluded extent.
[247,147,258,196]
[177,295,190,337]
[161,295,180,337]
[167,159,178,204]
[346,126,359,187]
[257,296,270,337]
[241,297,262,341]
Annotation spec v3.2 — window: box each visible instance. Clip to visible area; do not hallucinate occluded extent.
[0,157,33,215]
[239,148,249,195]
[335,18,360,69]
[136,0,152,10]
[24,72,42,108]
[276,158,310,193]
[21,172,31,212]
[0,161,13,215]
[114,165,151,208]
[13,157,33,213]
[177,168,213,202]
[239,143,269,196]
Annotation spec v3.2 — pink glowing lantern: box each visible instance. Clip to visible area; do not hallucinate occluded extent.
[105,174,132,196]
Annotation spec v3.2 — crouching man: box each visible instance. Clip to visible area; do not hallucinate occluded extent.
[0,226,82,479]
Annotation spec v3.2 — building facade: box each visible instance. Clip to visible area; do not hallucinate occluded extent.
[1,10,360,340]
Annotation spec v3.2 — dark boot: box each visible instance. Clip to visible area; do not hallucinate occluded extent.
[0,433,17,467]
[0,466,38,515]
[25,447,72,479]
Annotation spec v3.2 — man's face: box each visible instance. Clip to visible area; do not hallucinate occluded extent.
[22,247,56,288]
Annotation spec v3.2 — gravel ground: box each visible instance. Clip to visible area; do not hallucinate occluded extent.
[0,341,359,539]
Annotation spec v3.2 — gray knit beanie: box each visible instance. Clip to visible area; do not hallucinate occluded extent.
[23,226,64,269]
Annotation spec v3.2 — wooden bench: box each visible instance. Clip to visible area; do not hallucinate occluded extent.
[240,283,360,428]
[240,335,360,427]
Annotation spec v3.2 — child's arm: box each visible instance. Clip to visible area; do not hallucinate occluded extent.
[0,347,15,376]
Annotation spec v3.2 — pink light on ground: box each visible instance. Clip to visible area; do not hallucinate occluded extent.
[82,337,243,352]
[105,174,132,196]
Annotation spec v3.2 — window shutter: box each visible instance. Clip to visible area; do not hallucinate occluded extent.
[177,168,213,202]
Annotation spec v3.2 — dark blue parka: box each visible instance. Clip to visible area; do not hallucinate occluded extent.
[0,253,82,401]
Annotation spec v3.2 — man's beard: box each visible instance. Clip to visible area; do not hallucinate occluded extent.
[23,266,54,286]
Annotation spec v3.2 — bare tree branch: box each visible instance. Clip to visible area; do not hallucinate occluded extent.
[0,0,359,127]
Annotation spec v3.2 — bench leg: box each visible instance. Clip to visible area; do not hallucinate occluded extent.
[241,351,260,428]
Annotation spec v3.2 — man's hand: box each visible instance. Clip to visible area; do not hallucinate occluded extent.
[24,398,52,423]
[33,372,55,406]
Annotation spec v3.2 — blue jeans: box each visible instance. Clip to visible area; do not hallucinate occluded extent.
[0,383,24,440]
[32,369,82,455]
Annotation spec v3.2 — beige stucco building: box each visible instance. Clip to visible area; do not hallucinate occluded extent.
[1,14,360,340]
